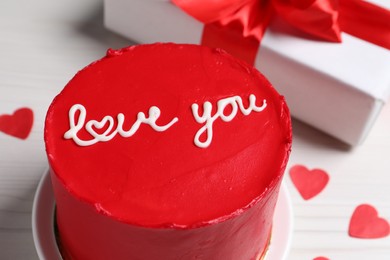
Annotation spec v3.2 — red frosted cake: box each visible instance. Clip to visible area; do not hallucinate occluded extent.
[44,43,292,260]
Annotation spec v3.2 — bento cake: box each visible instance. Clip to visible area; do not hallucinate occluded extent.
[44,43,292,260]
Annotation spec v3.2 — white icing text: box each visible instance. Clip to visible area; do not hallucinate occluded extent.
[191,94,267,148]
[64,104,178,146]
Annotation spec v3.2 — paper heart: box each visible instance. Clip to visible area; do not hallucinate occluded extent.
[349,204,390,239]
[0,108,34,140]
[313,257,329,260]
[289,164,329,200]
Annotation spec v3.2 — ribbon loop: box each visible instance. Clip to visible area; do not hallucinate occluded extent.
[273,0,342,42]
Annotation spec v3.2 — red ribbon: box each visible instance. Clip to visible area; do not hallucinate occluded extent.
[172,0,390,64]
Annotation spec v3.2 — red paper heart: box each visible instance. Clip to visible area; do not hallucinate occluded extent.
[313,257,330,260]
[349,204,390,239]
[289,164,329,200]
[0,108,34,140]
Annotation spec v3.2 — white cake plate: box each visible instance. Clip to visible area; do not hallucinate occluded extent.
[32,170,293,260]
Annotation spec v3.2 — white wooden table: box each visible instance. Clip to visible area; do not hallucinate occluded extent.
[0,0,389,259]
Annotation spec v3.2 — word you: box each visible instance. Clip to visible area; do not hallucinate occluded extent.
[64,94,267,148]
[192,94,267,147]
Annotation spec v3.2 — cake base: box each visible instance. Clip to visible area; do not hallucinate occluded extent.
[33,170,292,260]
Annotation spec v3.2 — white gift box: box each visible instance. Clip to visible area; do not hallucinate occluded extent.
[104,0,390,146]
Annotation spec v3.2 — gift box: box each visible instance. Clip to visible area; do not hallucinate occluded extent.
[104,0,390,146]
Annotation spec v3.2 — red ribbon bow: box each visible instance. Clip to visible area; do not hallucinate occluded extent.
[173,0,390,64]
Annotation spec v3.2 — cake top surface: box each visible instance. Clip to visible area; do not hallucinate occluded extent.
[45,43,291,228]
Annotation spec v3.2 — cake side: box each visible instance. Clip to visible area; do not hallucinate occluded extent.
[50,168,280,259]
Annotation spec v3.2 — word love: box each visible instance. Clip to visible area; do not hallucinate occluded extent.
[192,94,267,148]
[64,104,178,146]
